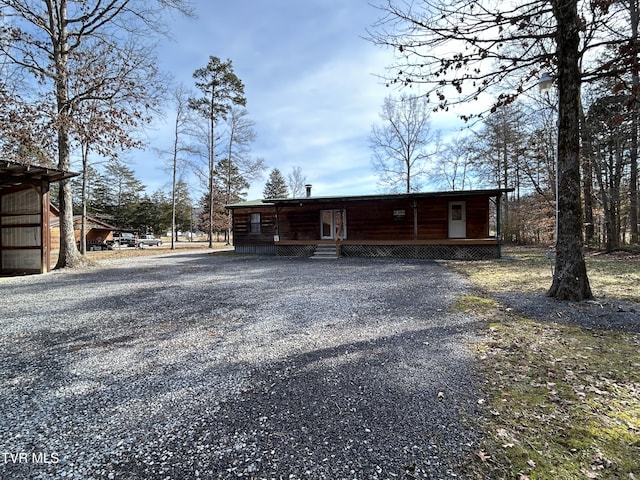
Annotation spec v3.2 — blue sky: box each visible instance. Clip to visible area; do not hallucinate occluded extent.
[137,1,465,200]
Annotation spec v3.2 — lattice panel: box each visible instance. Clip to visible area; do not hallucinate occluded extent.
[340,244,498,260]
[239,243,499,259]
[276,245,315,257]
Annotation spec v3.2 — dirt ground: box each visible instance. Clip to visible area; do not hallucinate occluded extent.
[50,240,231,267]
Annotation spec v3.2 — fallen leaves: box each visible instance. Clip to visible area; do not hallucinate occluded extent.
[471,313,640,479]
[475,450,490,462]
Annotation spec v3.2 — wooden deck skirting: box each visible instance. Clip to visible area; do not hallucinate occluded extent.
[274,238,501,259]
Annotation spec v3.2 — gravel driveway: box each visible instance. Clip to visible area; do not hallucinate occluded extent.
[1,253,483,480]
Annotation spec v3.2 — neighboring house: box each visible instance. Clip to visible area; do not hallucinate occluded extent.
[50,206,118,250]
[0,160,77,275]
[227,188,513,259]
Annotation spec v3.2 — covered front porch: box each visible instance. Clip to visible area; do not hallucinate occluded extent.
[228,189,512,260]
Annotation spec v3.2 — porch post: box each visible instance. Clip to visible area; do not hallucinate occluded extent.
[41,186,50,273]
[412,200,418,240]
[496,192,503,258]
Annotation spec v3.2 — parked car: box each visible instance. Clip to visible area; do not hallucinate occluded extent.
[105,232,137,248]
[138,234,163,247]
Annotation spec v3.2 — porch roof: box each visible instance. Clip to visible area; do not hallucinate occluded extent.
[0,160,78,189]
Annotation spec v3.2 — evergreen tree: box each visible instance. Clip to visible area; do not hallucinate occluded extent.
[97,160,144,228]
[174,180,193,238]
[263,168,289,198]
[189,56,246,248]
[215,158,248,243]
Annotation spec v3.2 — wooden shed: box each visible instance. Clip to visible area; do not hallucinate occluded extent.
[227,189,512,259]
[49,206,117,251]
[0,160,77,275]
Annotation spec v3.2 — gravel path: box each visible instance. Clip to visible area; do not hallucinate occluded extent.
[0,253,483,480]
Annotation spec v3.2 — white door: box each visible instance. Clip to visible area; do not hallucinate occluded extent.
[320,210,347,240]
[321,210,334,240]
[448,201,466,238]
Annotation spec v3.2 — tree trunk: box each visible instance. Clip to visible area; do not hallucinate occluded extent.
[56,177,83,268]
[52,1,82,269]
[548,0,592,300]
[631,121,639,244]
[208,92,215,249]
[171,110,179,250]
[80,144,88,255]
[595,148,616,252]
[631,0,640,244]
[580,103,595,245]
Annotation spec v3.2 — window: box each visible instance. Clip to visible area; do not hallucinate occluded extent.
[320,209,347,240]
[392,209,406,221]
[250,213,261,233]
[451,204,463,221]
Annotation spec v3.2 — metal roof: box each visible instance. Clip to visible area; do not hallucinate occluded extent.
[0,160,79,189]
[227,188,513,209]
[226,198,276,208]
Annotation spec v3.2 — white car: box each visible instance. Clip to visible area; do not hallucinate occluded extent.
[138,235,163,247]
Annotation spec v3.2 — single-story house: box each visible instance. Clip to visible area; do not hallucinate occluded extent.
[0,160,77,275]
[227,187,513,260]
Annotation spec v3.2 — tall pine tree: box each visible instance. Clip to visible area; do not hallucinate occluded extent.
[189,56,246,248]
[263,168,289,198]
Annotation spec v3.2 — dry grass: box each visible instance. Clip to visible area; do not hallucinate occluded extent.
[448,246,640,303]
[50,240,231,267]
[466,301,640,479]
[449,248,640,479]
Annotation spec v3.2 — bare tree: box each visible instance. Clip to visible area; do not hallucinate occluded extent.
[164,84,197,249]
[585,95,632,251]
[431,135,473,191]
[545,0,593,299]
[287,166,308,198]
[369,94,440,193]
[224,107,265,182]
[0,0,192,268]
[220,106,265,242]
[71,41,161,254]
[369,0,597,300]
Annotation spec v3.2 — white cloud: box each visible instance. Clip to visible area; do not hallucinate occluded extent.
[134,1,471,201]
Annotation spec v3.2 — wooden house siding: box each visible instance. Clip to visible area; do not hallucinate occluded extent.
[271,196,489,242]
[232,207,278,246]
[227,189,509,259]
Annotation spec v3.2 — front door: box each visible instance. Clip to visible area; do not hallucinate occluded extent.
[321,210,346,240]
[448,201,466,238]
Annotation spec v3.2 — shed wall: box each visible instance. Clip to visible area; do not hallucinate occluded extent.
[0,185,49,274]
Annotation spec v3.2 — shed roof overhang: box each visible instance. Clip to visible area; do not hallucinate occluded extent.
[261,188,514,207]
[0,160,79,189]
